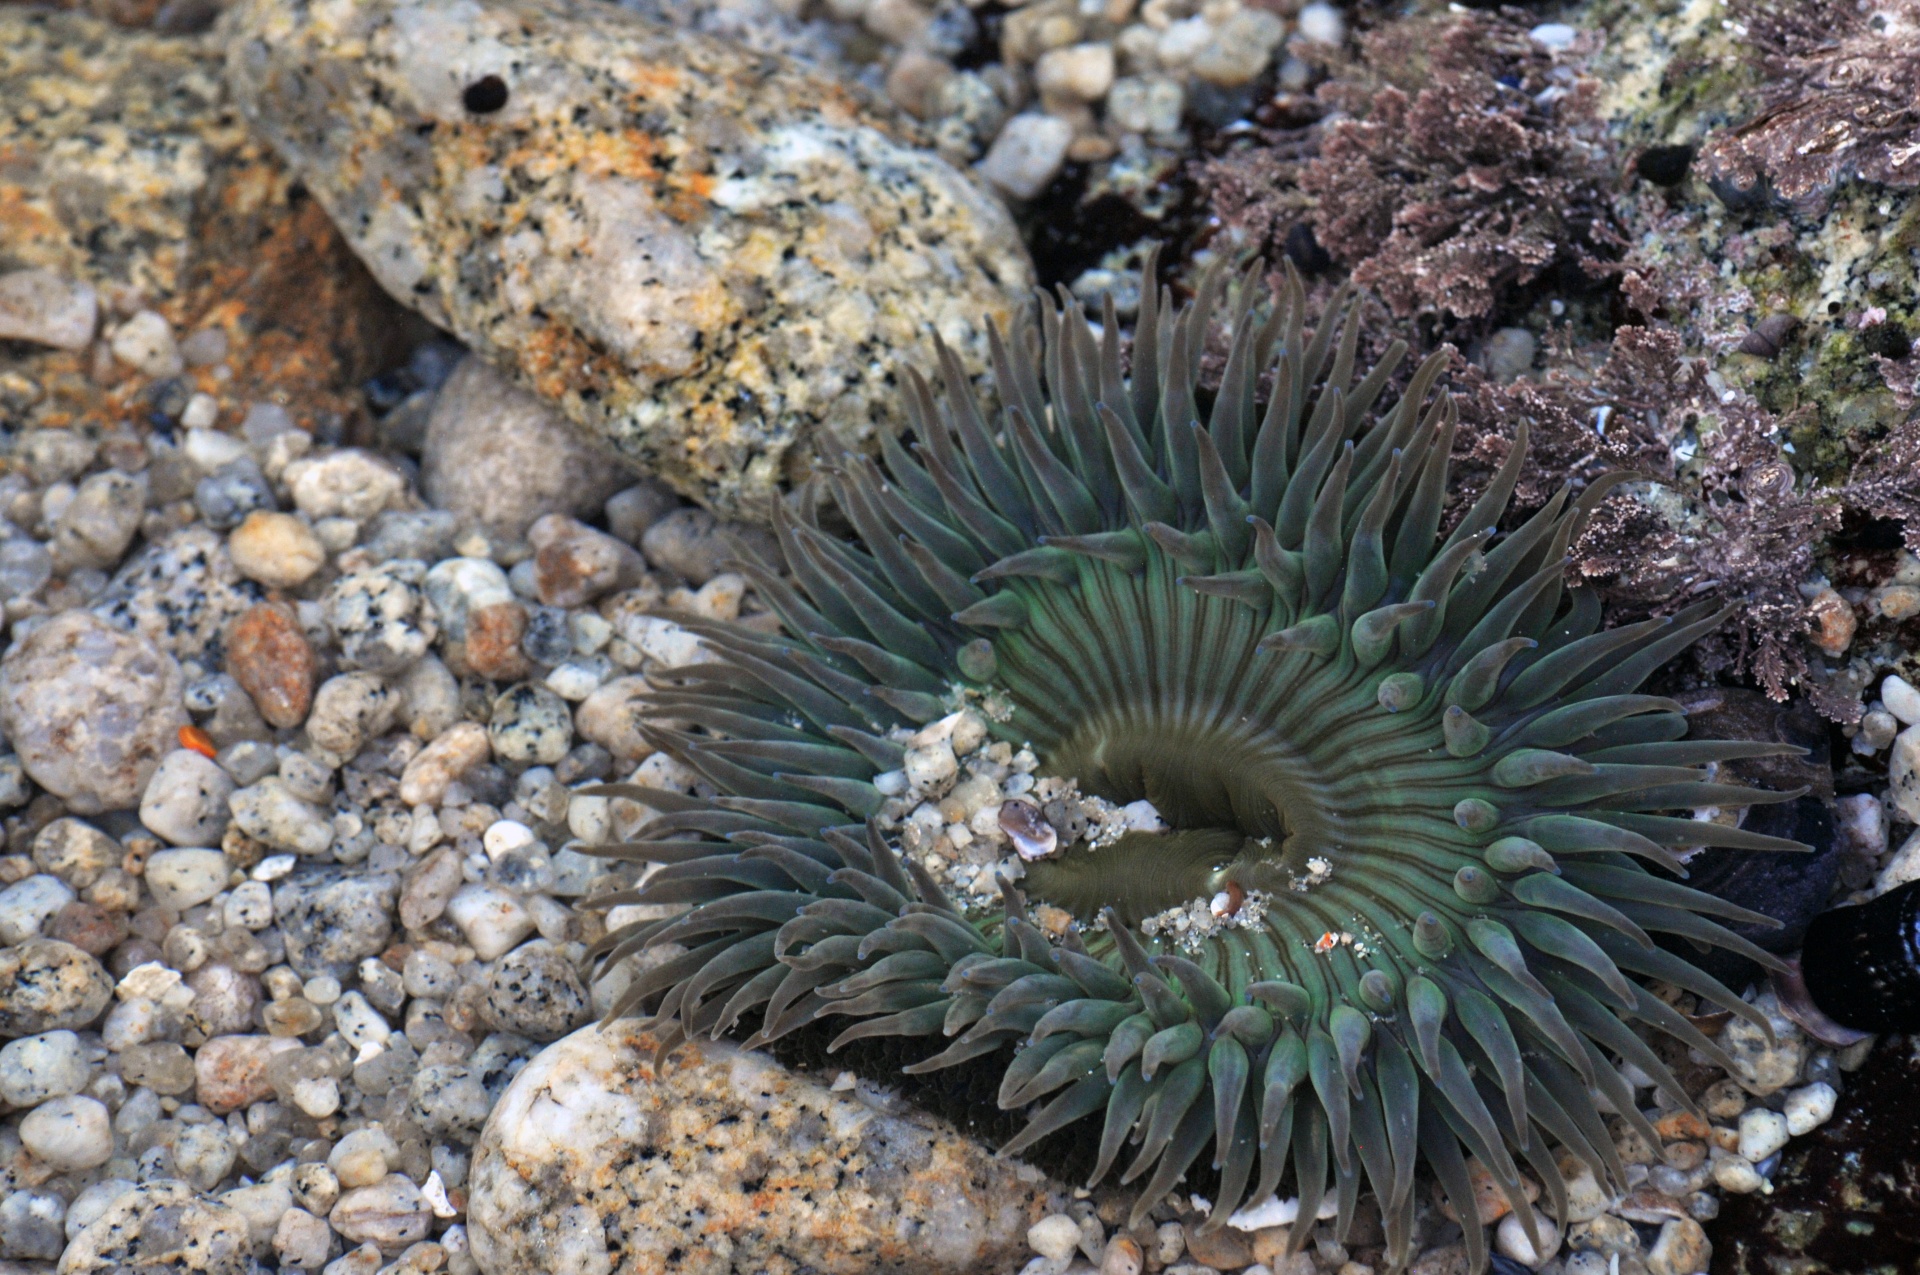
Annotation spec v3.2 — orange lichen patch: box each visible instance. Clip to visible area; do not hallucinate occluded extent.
[518,322,626,406]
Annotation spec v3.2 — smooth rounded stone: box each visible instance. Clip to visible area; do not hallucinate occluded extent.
[488,685,573,765]
[444,886,534,962]
[223,0,1030,520]
[281,450,408,522]
[0,1031,89,1107]
[110,311,184,378]
[1884,674,1920,725]
[175,1122,239,1192]
[141,750,238,847]
[604,481,679,546]
[227,512,327,589]
[216,1181,291,1252]
[0,269,97,349]
[0,940,113,1039]
[423,559,514,646]
[1190,10,1285,87]
[1890,722,1920,823]
[1784,1081,1836,1135]
[1033,43,1114,101]
[194,459,277,533]
[572,676,651,761]
[144,849,232,912]
[0,611,188,815]
[2,1185,70,1261]
[95,527,267,667]
[528,515,642,609]
[1495,1208,1561,1270]
[399,723,491,807]
[228,780,334,857]
[469,1020,1050,1275]
[483,941,590,1042]
[306,673,402,760]
[32,820,120,890]
[1645,1217,1710,1275]
[327,564,437,676]
[1737,1108,1790,1162]
[330,1174,430,1255]
[1480,326,1539,383]
[225,603,317,731]
[67,1181,136,1244]
[53,471,147,572]
[19,1094,112,1171]
[1296,0,1345,44]
[185,964,263,1039]
[273,1206,330,1269]
[1027,1215,1081,1262]
[272,869,398,979]
[979,113,1073,201]
[120,1042,197,1094]
[0,874,74,944]
[59,1181,261,1275]
[421,357,634,541]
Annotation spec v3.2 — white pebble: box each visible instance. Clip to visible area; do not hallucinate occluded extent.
[143,848,232,912]
[109,310,184,378]
[181,393,218,431]
[483,819,536,860]
[1888,722,1920,822]
[140,749,237,847]
[0,1031,90,1107]
[1883,674,1920,724]
[1739,1107,1791,1162]
[0,874,74,944]
[445,884,535,960]
[1296,1,1346,45]
[329,1127,398,1189]
[979,113,1074,201]
[1495,1208,1561,1269]
[253,853,298,881]
[1028,1214,1082,1261]
[19,1095,113,1170]
[1528,22,1578,50]
[1711,1153,1766,1194]
[1784,1081,1836,1135]
[1836,792,1887,859]
[291,1076,341,1118]
[224,880,274,930]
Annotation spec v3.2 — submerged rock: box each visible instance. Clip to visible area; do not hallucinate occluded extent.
[221,0,1032,518]
[467,1019,1052,1275]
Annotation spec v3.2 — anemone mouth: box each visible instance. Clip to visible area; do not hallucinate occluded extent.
[584,252,1810,1273]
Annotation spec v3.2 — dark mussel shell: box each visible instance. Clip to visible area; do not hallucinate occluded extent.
[1800,879,1920,1032]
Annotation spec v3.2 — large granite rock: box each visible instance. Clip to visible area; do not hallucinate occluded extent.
[219,0,1033,519]
[467,1019,1055,1275]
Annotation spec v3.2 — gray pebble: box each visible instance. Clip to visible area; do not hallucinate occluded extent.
[0,1030,91,1107]
[483,940,590,1042]
[603,481,679,546]
[54,471,148,571]
[272,869,397,980]
[0,939,113,1039]
[0,874,74,944]
[140,749,237,847]
[229,780,334,857]
[0,1186,68,1260]
[32,819,121,889]
[0,269,98,350]
[58,1180,258,1274]
[326,562,437,675]
[640,506,728,584]
[193,458,277,532]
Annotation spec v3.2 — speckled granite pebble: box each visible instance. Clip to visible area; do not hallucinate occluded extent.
[467,1019,1051,1275]
[220,0,1032,518]
[58,1181,262,1275]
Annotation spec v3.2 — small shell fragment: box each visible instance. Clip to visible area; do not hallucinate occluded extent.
[999,798,1058,860]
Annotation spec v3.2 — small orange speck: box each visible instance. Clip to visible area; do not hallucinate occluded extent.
[178,725,217,758]
[1314,932,1338,954]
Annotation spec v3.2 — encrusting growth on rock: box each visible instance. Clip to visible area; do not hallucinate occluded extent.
[584,253,1807,1272]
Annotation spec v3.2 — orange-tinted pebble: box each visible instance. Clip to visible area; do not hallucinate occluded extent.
[178,725,217,758]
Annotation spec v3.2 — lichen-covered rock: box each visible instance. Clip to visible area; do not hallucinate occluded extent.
[0,611,188,815]
[221,0,1032,518]
[467,1019,1052,1275]
[59,1181,264,1275]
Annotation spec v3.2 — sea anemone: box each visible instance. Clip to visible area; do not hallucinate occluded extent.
[585,255,1804,1270]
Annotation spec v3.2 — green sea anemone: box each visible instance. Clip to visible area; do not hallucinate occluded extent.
[586,255,1803,1270]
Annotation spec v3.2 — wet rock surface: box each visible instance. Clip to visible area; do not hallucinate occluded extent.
[468,1020,1054,1275]
[220,0,1032,518]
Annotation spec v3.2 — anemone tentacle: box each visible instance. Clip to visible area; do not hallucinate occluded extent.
[584,252,1804,1272]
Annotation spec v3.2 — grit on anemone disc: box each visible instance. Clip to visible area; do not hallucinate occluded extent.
[581,252,1807,1273]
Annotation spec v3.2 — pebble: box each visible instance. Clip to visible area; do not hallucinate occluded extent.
[1528,22,1580,51]
[1107,75,1185,136]
[1884,674,1920,724]
[144,848,233,911]
[331,1174,431,1254]
[0,1030,90,1107]
[19,1094,112,1170]
[1190,10,1286,88]
[97,527,267,667]
[194,458,276,532]
[421,357,633,541]
[275,1206,333,1268]
[1874,826,1920,894]
[305,672,402,759]
[1807,588,1856,656]
[331,1127,399,1189]
[1029,1214,1083,1261]
[573,676,653,760]
[60,1181,257,1274]
[0,610,189,815]
[1496,1209,1562,1269]
[1481,327,1538,382]
[1296,1,1346,44]
[229,779,335,857]
[462,601,531,681]
[0,874,75,944]
[980,113,1074,200]
[1783,1081,1837,1134]
[1034,44,1115,101]
[1857,707,1898,754]
[53,471,147,571]
[483,941,590,1041]
[400,723,492,807]
[528,515,642,608]
[1720,997,1805,1095]
[1737,1108,1790,1162]
[0,940,113,1037]
[444,886,534,962]
[327,564,438,676]
[110,311,185,378]
[65,1182,134,1244]
[140,749,238,846]
[467,1020,1049,1274]
[224,0,1030,520]
[1645,1216,1711,1275]
[488,685,573,765]
[283,450,409,522]
[174,1122,238,1191]
[1710,1153,1766,1194]
[0,269,97,349]
[227,511,327,588]
[273,870,397,979]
